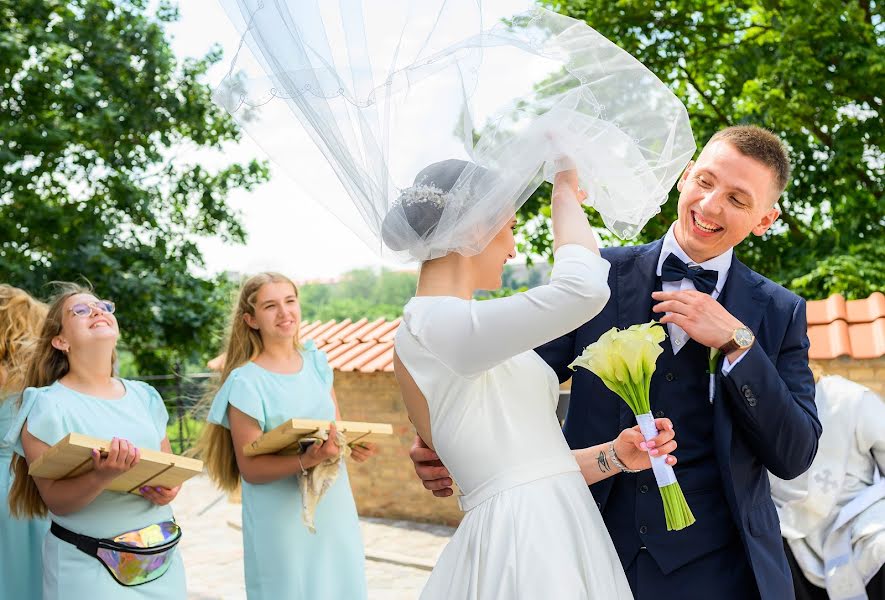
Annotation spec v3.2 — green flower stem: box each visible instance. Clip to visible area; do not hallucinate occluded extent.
[659,482,696,531]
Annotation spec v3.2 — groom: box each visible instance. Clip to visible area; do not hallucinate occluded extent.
[411,125,821,599]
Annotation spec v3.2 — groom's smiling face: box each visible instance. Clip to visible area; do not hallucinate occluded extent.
[674,140,781,263]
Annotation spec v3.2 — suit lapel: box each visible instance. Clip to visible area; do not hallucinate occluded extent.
[721,256,770,342]
[617,239,663,329]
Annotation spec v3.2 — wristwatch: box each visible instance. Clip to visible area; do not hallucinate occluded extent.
[720,326,755,355]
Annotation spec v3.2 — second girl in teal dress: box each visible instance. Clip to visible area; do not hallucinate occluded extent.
[199,272,375,600]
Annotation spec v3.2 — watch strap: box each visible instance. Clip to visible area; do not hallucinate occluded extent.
[719,338,741,354]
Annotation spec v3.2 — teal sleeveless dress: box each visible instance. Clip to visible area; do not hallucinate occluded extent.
[206,340,367,599]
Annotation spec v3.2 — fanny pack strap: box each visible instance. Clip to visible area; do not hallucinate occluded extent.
[51,521,180,554]
[51,521,100,555]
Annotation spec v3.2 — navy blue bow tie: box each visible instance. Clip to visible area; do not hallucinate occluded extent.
[660,253,718,294]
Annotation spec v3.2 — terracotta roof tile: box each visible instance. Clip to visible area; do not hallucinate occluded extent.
[328,341,376,370]
[806,292,885,360]
[807,321,852,360]
[341,341,394,372]
[294,317,403,373]
[323,339,361,361]
[298,319,327,338]
[378,319,402,342]
[846,292,885,323]
[361,352,395,373]
[846,318,885,360]
[314,319,353,342]
[806,294,848,326]
[319,339,345,354]
[303,320,339,340]
[368,319,401,341]
[345,318,388,342]
[333,318,370,341]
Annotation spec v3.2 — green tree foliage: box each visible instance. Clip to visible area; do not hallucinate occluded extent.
[521,0,883,299]
[0,0,269,372]
[299,268,418,322]
[297,263,553,316]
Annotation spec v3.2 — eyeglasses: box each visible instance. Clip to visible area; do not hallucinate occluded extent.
[69,300,116,317]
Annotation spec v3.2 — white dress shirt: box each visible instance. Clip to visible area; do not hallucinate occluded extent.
[655,224,745,373]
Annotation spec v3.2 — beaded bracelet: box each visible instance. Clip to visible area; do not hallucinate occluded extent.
[608,440,641,474]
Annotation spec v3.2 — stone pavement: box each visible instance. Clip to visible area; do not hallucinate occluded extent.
[173,475,455,599]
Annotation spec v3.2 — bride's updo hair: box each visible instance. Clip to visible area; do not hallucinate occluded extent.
[381,159,487,258]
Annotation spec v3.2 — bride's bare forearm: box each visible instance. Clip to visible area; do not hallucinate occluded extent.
[551,187,599,254]
[573,444,620,485]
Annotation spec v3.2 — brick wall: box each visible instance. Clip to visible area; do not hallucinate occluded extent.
[334,371,464,526]
[811,356,885,398]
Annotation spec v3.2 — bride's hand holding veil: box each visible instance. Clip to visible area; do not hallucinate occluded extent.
[550,161,600,255]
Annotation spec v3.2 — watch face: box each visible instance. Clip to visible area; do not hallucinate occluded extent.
[735,328,754,347]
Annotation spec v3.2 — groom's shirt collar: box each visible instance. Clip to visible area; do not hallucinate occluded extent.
[655,222,733,298]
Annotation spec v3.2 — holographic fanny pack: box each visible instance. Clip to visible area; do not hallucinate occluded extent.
[50,520,181,586]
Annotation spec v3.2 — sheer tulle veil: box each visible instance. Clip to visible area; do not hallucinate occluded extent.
[213,1,696,261]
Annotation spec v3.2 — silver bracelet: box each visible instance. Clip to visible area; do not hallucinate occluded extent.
[297,455,308,476]
[608,440,641,473]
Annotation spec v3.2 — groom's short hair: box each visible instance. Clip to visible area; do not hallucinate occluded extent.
[707,125,792,198]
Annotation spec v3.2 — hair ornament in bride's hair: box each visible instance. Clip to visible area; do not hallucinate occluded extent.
[394,183,452,211]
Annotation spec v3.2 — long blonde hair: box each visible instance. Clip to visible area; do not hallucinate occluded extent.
[0,285,48,397]
[8,283,115,518]
[195,273,301,492]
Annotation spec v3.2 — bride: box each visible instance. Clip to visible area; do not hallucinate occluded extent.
[390,159,679,599]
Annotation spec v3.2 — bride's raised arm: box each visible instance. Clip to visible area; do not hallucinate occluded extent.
[550,162,600,255]
[405,167,610,378]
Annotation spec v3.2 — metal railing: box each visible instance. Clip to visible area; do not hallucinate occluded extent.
[131,370,215,455]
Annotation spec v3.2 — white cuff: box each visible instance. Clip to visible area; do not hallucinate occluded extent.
[551,242,603,263]
[721,348,748,375]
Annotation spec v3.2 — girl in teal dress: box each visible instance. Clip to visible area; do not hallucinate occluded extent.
[0,284,49,600]
[5,284,187,599]
[198,272,375,600]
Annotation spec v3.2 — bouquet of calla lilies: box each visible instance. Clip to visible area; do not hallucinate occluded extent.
[569,321,696,531]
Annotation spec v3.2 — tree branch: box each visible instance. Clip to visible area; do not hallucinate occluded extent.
[774,200,809,242]
[803,121,877,189]
[859,0,873,25]
[680,67,732,127]
[687,29,772,55]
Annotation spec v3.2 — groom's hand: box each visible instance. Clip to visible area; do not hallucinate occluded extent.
[409,435,454,498]
[615,418,678,472]
[652,290,746,355]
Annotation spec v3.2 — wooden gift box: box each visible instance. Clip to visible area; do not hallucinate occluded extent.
[29,433,203,495]
[244,419,393,457]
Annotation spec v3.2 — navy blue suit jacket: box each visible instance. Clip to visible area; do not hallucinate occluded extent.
[535,239,821,599]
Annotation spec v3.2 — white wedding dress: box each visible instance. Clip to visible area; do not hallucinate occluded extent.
[396,244,633,599]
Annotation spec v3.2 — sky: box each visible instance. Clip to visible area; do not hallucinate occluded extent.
[163,0,539,281]
[165,0,412,280]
